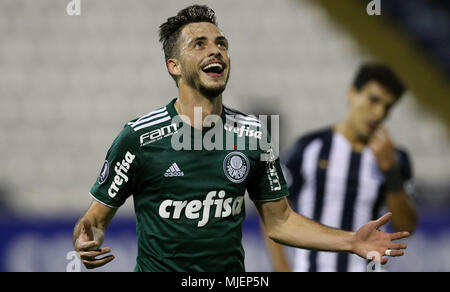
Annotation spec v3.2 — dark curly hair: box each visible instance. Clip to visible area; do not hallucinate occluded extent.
[353,62,406,100]
[159,5,217,64]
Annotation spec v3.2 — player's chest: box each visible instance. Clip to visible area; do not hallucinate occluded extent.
[138,145,259,197]
[303,150,384,201]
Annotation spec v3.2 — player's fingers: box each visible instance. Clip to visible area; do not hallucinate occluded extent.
[76,240,99,251]
[370,127,384,140]
[382,128,392,139]
[385,249,404,257]
[388,242,407,250]
[79,247,111,259]
[373,212,392,228]
[368,137,383,151]
[368,140,380,150]
[389,231,410,241]
[82,255,115,269]
[376,129,385,139]
[381,257,388,265]
[369,132,380,143]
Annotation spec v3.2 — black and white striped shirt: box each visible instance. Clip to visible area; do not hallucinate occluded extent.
[282,127,413,272]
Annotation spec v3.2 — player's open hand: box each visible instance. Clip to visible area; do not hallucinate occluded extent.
[352,212,410,264]
[74,218,115,269]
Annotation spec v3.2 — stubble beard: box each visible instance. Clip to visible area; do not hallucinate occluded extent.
[184,66,230,100]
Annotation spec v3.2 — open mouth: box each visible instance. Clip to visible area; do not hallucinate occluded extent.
[201,62,225,77]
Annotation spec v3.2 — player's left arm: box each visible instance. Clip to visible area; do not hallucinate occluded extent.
[369,128,418,233]
[252,139,409,263]
[255,197,410,264]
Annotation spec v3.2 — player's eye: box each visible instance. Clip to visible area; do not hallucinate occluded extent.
[217,41,228,50]
[194,41,204,49]
[369,95,380,104]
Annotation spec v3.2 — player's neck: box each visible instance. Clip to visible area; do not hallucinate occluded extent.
[175,86,223,129]
[334,121,368,152]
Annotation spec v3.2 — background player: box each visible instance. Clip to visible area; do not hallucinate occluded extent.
[266,63,418,272]
[72,5,410,271]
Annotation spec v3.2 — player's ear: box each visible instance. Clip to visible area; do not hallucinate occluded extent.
[167,58,182,78]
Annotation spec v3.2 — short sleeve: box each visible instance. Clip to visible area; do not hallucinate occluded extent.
[247,146,289,202]
[396,148,416,198]
[89,125,141,208]
[396,148,413,181]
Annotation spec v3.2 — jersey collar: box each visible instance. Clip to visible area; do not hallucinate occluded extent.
[167,97,227,129]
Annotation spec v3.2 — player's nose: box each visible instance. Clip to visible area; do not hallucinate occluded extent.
[207,43,222,58]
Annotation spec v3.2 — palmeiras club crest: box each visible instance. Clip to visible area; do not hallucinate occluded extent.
[223,151,250,183]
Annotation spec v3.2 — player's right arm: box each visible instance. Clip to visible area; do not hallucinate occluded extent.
[73,200,117,269]
[73,123,141,269]
[369,128,417,233]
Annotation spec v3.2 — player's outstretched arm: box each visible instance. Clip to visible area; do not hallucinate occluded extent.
[255,197,410,264]
[73,200,117,269]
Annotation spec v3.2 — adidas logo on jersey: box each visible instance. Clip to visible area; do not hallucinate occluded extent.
[164,163,184,177]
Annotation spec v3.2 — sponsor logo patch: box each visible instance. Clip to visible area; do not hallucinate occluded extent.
[164,163,184,177]
[108,151,135,198]
[158,190,244,227]
[265,147,282,191]
[97,160,109,185]
[223,123,262,139]
[140,123,178,146]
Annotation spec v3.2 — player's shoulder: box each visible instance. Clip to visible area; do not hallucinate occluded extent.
[124,105,172,133]
[294,126,333,149]
[282,127,332,164]
[395,147,411,160]
[114,105,172,144]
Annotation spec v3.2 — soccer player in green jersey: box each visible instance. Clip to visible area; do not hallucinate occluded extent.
[73,5,410,272]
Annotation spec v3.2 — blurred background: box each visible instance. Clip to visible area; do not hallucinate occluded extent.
[0,0,449,272]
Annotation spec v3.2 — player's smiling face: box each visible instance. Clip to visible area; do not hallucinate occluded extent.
[173,22,230,97]
[347,80,396,141]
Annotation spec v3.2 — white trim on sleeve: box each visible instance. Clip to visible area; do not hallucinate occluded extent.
[251,193,289,202]
[89,192,119,209]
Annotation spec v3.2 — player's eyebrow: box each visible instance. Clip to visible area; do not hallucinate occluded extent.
[216,36,228,43]
[188,36,208,46]
[188,36,228,46]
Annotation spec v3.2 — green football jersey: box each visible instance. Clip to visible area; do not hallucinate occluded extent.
[90,98,288,272]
